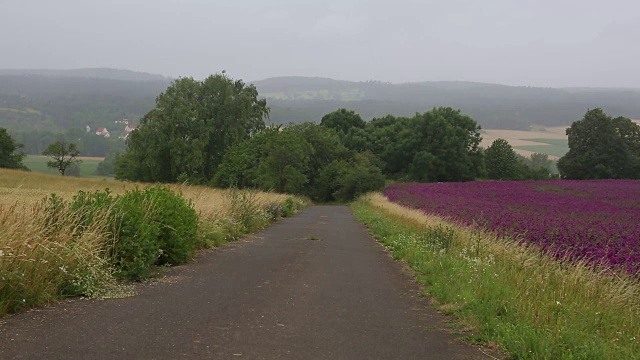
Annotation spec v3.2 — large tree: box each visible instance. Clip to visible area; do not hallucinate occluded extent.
[484,138,520,180]
[320,108,366,137]
[557,109,640,179]
[42,141,81,176]
[0,128,28,170]
[115,73,269,183]
[349,107,484,182]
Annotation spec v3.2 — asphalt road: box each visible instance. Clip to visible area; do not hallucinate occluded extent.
[0,206,492,359]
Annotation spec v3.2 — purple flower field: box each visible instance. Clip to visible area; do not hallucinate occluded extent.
[385,180,640,275]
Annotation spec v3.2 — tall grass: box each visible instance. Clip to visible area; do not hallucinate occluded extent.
[353,193,640,359]
[0,200,115,314]
[0,168,307,316]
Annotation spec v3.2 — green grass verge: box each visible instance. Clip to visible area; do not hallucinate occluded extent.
[514,138,569,158]
[351,198,639,360]
[23,155,104,177]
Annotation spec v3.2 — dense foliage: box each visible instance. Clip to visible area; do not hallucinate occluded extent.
[214,123,385,202]
[558,108,640,179]
[0,127,27,170]
[95,149,119,176]
[346,107,484,182]
[115,74,268,184]
[485,139,554,180]
[386,180,640,275]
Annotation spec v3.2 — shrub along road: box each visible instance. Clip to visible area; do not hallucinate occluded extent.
[0,206,492,359]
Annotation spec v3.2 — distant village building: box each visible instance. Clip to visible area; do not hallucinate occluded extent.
[86,125,91,133]
[119,124,137,139]
[95,127,110,138]
[114,118,130,125]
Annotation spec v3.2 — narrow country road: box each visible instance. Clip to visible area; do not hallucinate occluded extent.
[0,206,491,359]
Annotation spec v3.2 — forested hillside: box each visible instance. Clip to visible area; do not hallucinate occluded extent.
[2,70,640,139]
[0,73,170,132]
[257,77,640,129]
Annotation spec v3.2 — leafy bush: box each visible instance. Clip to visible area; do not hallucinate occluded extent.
[282,197,297,217]
[110,189,162,280]
[145,187,198,265]
[333,159,386,202]
[67,186,199,280]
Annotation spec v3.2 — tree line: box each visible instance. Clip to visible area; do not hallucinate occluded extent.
[2,74,638,194]
[110,74,560,201]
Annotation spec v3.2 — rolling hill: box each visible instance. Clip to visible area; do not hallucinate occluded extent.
[254,77,640,129]
[2,70,640,135]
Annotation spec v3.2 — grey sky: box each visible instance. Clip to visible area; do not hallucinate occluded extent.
[1,0,639,87]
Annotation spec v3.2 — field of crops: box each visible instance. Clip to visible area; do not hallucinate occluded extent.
[385,180,640,275]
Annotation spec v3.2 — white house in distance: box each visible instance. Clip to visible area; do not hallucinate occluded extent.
[119,124,137,139]
[114,118,130,125]
[95,127,110,138]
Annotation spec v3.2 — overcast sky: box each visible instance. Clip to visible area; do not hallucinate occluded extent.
[1,0,639,87]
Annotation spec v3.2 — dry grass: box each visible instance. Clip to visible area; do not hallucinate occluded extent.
[0,200,115,313]
[0,168,296,217]
[0,168,305,315]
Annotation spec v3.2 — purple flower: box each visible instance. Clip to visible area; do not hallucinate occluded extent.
[384,180,640,276]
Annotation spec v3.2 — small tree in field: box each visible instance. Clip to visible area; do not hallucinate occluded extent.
[485,138,520,180]
[42,141,81,176]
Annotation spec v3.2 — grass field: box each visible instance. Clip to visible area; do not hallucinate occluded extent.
[513,138,569,158]
[23,155,105,177]
[0,107,42,115]
[481,126,568,160]
[262,88,364,101]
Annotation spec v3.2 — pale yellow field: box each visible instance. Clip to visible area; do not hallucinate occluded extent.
[480,126,568,160]
[0,168,298,220]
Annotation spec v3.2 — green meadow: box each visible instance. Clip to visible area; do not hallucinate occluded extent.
[514,138,569,158]
[23,155,105,177]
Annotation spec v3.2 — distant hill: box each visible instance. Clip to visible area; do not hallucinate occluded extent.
[0,69,172,132]
[0,68,171,82]
[2,70,640,134]
[252,77,640,129]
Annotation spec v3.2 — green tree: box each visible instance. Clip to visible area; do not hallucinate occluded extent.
[349,108,484,182]
[213,128,281,188]
[557,109,640,179]
[0,128,28,170]
[485,138,520,180]
[286,123,350,196]
[42,141,81,176]
[213,127,314,193]
[528,153,553,171]
[517,153,555,180]
[256,130,313,193]
[95,149,120,176]
[115,73,269,183]
[332,153,386,202]
[320,108,366,137]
